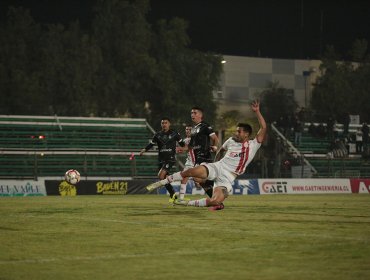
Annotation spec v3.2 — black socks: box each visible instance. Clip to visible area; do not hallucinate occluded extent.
[165,183,176,198]
[201,180,214,198]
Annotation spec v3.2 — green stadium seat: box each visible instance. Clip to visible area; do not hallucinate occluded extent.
[0,115,180,179]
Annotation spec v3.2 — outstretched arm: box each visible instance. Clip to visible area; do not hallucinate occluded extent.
[210,133,219,152]
[251,100,267,143]
[140,141,155,156]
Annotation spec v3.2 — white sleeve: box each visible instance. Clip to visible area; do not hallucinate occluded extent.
[251,138,262,150]
[222,137,233,150]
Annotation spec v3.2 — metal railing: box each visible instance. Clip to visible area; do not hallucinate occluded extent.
[271,123,318,176]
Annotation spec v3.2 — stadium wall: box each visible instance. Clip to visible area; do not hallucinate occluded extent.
[1,179,369,196]
[215,55,321,117]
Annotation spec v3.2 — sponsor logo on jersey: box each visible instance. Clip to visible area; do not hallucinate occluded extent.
[159,148,172,152]
[229,152,244,157]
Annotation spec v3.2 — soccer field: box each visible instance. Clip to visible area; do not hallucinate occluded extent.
[1,195,370,280]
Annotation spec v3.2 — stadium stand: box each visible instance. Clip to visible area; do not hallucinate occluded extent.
[0,115,178,179]
[272,122,370,178]
[308,157,370,178]
[293,135,331,154]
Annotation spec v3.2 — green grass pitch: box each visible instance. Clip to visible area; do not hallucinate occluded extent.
[1,194,370,280]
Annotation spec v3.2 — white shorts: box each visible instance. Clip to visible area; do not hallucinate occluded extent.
[201,162,237,193]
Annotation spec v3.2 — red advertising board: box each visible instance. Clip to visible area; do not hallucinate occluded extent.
[350,179,370,194]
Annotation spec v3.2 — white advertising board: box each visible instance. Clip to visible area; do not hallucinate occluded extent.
[258,178,351,194]
[0,180,46,197]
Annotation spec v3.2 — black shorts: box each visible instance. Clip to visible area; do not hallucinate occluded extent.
[158,162,175,173]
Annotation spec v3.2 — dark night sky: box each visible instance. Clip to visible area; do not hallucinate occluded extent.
[1,0,370,59]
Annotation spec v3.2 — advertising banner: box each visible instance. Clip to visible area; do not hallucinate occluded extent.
[45,179,156,196]
[41,178,370,196]
[159,179,260,196]
[0,180,46,197]
[258,178,352,194]
[234,179,260,195]
[350,179,370,194]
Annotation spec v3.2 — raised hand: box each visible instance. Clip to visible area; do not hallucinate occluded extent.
[251,100,260,112]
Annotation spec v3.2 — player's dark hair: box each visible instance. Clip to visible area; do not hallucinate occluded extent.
[161,117,171,122]
[237,123,252,134]
[185,123,192,127]
[191,106,203,113]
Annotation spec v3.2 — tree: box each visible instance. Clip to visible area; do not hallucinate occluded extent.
[0,0,222,122]
[0,7,44,114]
[0,6,102,116]
[92,0,154,117]
[148,17,221,125]
[259,81,298,123]
[311,41,370,122]
[39,22,102,116]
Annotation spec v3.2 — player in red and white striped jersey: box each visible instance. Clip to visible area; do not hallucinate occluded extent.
[146,100,267,210]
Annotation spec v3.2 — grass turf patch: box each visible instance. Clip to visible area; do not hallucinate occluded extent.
[0,194,370,280]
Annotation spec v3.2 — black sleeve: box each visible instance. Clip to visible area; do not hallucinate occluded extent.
[144,134,157,151]
[144,142,154,151]
[176,132,185,147]
[205,124,215,136]
[188,136,194,148]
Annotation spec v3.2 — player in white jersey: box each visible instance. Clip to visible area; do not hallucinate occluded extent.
[205,136,262,192]
[183,126,196,170]
[178,125,195,201]
[146,100,267,210]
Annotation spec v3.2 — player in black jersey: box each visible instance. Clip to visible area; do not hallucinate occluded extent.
[189,106,219,198]
[140,117,185,202]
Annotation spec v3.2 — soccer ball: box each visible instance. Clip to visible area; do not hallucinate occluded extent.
[64,169,81,184]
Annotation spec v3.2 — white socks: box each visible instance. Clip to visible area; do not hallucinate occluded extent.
[187,198,208,207]
[179,183,186,200]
